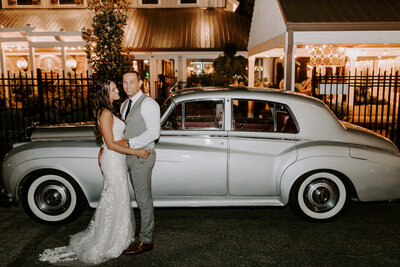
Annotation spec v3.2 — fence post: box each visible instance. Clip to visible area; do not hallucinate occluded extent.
[395,71,400,149]
[311,67,317,97]
[36,68,45,123]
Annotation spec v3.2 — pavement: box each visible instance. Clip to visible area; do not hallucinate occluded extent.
[0,202,399,266]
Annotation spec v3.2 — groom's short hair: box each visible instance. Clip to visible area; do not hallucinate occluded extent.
[123,69,141,81]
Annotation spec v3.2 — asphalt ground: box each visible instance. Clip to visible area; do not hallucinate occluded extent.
[0,202,399,266]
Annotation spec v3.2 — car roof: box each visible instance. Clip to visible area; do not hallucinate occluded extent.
[170,86,324,107]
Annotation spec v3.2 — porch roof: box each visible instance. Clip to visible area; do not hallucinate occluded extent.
[278,0,400,31]
[0,8,250,51]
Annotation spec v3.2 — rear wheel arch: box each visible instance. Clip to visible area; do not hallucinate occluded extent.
[280,157,359,204]
[292,169,358,199]
[17,168,88,200]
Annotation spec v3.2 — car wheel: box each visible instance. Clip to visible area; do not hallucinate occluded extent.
[289,171,350,221]
[21,171,86,224]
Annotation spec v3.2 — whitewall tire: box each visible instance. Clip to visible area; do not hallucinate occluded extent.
[21,171,86,224]
[289,171,350,221]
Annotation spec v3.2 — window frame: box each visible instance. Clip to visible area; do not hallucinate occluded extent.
[162,98,225,131]
[16,0,34,5]
[58,0,77,5]
[179,0,197,5]
[141,0,159,5]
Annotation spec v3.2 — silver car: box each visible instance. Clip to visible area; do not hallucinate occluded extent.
[2,87,400,224]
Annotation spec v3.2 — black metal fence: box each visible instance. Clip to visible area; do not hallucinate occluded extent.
[1,68,400,157]
[0,69,94,157]
[312,68,400,147]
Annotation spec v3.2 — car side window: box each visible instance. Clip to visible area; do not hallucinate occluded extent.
[232,99,274,132]
[275,103,298,133]
[162,100,224,130]
[185,100,224,130]
[232,99,297,133]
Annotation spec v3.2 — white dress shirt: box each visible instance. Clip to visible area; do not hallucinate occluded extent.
[122,90,160,149]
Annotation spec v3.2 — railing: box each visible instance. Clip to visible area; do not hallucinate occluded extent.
[312,68,400,148]
[0,69,94,157]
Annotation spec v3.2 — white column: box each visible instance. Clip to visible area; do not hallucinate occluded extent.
[28,43,35,75]
[284,30,296,91]
[0,45,9,108]
[248,56,255,87]
[348,57,357,108]
[173,56,179,80]
[87,59,92,77]
[157,58,162,75]
[61,46,66,73]
[181,56,187,82]
[149,56,157,99]
[0,45,6,75]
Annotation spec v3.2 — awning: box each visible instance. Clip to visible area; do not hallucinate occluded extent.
[0,8,250,51]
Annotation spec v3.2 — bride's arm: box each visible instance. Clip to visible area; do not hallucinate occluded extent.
[99,109,150,158]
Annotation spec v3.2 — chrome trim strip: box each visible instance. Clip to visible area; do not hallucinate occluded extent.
[161,132,298,141]
[229,135,299,142]
[296,138,399,155]
[161,133,228,138]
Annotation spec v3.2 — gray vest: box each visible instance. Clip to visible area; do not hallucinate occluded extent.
[123,94,147,139]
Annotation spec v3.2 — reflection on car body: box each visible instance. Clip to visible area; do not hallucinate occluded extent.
[2,87,400,224]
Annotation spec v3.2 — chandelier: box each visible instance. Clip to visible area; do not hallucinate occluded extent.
[309,45,345,66]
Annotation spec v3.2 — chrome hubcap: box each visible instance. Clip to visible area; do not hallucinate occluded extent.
[303,178,339,213]
[34,180,71,215]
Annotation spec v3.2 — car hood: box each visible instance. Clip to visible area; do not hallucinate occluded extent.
[340,121,399,153]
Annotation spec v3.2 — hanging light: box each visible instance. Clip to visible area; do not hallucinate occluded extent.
[309,45,345,66]
[17,58,28,70]
[66,59,77,69]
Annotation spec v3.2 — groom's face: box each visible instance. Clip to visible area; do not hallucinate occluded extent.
[123,72,141,98]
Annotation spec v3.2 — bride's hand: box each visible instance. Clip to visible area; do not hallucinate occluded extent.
[116,139,129,148]
[136,148,150,159]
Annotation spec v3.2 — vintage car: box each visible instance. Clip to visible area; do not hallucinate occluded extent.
[2,87,400,224]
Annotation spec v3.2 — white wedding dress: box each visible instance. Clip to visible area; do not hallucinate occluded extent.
[39,115,134,264]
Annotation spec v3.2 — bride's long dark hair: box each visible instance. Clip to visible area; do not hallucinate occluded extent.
[93,79,123,145]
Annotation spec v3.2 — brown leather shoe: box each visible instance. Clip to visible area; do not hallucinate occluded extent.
[123,240,153,255]
[135,225,141,237]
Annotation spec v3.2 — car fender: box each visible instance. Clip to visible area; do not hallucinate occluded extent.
[280,156,354,205]
[10,158,101,206]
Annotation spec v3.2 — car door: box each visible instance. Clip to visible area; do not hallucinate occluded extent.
[228,98,298,196]
[152,98,228,196]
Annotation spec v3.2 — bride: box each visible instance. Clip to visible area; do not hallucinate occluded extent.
[39,79,149,264]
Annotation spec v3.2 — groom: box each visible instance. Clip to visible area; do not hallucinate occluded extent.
[118,70,160,255]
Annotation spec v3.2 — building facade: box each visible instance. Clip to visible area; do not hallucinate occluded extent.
[0,0,249,97]
[248,0,400,90]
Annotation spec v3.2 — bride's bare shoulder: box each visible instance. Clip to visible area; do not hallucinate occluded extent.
[99,109,113,117]
[99,109,114,124]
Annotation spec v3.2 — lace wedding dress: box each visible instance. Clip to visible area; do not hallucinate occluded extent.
[39,115,134,264]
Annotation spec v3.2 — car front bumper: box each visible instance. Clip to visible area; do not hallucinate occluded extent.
[0,188,15,207]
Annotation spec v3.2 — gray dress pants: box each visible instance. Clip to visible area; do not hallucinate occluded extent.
[127,150,156,243]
